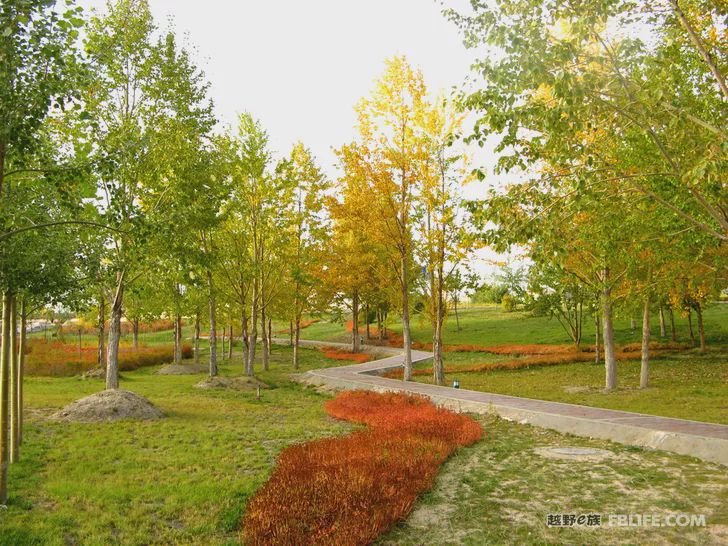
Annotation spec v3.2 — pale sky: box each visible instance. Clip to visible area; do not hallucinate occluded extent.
[77,0,479,176]
[75,0,521,278]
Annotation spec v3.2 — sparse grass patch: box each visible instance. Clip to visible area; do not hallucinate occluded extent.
[0,346,351,545]
[379,414,728,546]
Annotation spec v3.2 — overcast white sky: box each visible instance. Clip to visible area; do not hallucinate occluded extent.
[75,0,521,276]
[77,0,479,175]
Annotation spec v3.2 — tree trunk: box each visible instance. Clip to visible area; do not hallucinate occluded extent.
[573,302,583,351]
[0,142,5,198]
[602,271,617,391]
[365,304,370,340]
[229,324,234,360]
[174,314,182,364]
[595,314,601,364]
[688,308,696,347]
[433,268,445,386]
[261,307,269,371]
[293,315,301,370]
[18,300,25,447]
[132,318,139,351]
[97,294,105,368]
[106,273,124,390]
[222,324,226,360]
[194,312,200,364]
[352,289,360,353]
[377,308,383,342]
[640,296,651,389]
[242,308,249,373]
[267,318,272,356]
[630,317,636,334]
[247,276,258,377]
[401,256,412,381]
[696,304,706,352]
[669,307,677,342]
[0,292,10,504]
[207,270,218,377]
[658,306,666,338]
[9,296,18,463]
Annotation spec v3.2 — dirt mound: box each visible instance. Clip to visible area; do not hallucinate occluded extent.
[194,376,268,391]
[81,368,106,379]
[158,364,208,375]
[52,389,164,423]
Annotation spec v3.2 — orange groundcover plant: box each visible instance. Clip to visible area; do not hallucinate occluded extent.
[242,391,482,545]
[24,340,193,376]
[384,341,693,379]
[319,347,372,364]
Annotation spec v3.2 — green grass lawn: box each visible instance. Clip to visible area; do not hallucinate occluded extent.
[409,348,728,425]
[298,303,728,348]
[0,346,352,546]
[2,344,727,545]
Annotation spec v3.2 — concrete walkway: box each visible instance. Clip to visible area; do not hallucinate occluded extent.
[291,339,728,467]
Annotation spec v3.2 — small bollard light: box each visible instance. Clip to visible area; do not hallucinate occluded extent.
[452,379,460,389]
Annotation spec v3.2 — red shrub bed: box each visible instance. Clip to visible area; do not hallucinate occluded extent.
[319,347,372,364]
[24,340,192,376]
[242,391,483,545]
[384,342,690,379]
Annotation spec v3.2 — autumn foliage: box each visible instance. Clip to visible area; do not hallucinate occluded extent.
[319,347,372,364]
[24,340,193,376]
[384,341,693,379]
[242,391,482,545]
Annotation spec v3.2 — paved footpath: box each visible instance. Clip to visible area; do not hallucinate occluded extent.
[288,339,728,467]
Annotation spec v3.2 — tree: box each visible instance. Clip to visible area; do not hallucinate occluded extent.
[0,1,91,502]
[416,98,473,385]
[447,0,727,242]
[229,113,278,376]
[350,56,430,380]
[328,144,388,353]
[84,0,214,388]
[277,143,330,368]
[527,263,591,350]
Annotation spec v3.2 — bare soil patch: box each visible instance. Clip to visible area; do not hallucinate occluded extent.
[52,389,164,423]
[158,364,208,375]
[80,367,106,379]
[193,375,268,391]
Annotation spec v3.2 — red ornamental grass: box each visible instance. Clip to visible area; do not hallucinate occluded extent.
[384,341,691,379]
[24,340,192,376]
[320,348,372,364]
[242,391,483,546]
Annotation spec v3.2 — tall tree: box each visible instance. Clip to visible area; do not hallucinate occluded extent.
[447,0,727,242]
[230,114,275,377]
[417,98,473,385]
[85,0,214,388]
[352,56,430,380]
[277,143,329,368]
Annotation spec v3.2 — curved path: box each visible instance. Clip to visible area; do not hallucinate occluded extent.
[288,339,728,467]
